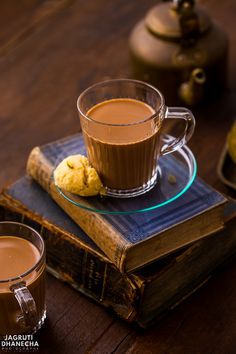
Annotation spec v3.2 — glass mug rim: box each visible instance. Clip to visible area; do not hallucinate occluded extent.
[77,78,165,127]
[0,221,45,284]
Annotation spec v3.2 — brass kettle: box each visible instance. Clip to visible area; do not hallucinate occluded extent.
[129,0,228,106]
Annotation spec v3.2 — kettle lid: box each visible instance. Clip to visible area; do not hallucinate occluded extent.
[145,0,211,41]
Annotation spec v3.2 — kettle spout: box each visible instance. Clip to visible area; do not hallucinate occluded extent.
[179,68,206,106]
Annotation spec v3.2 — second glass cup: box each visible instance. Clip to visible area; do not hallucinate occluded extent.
[0,222,46,335]
[77,79,195,198]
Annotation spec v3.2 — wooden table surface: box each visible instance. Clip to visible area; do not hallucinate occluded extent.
[1,0,236,353]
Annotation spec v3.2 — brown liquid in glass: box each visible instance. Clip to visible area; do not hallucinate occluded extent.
[85,98,161,191]
[0,236,45,335]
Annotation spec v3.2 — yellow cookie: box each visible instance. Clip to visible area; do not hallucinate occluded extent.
[227,123,236,163]
[54,154,105,196]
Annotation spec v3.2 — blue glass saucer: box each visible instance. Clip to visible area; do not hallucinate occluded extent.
[54,135,197,214]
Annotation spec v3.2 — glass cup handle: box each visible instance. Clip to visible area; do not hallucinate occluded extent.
[161,107,195,155]
[10,281,38,329]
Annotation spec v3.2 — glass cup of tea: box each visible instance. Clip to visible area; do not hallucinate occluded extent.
[77,79,195,198]
[0,222,46,335]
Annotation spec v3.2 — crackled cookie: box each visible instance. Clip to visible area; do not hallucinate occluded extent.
[54,154,105,196]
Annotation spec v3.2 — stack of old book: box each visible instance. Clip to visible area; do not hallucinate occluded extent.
[1,134,236,328]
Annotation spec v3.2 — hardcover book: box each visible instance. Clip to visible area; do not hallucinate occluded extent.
[1,176,236,328]
[26,134,227,272]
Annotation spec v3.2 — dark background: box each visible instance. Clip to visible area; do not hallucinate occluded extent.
[1,0,236,353]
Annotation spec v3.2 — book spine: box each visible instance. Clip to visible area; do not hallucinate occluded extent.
[26,147,129,272]
[0,198,140,322]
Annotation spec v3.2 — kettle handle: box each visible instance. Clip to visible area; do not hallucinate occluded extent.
[173,0,199,46]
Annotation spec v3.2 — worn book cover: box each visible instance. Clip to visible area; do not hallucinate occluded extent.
[1,176,236,328]
[26,134,227,272]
